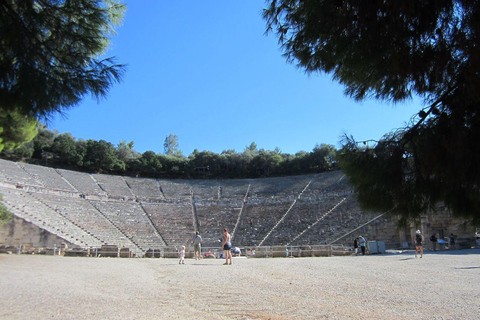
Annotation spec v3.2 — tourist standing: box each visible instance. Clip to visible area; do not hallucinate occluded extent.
[414,230,423,258]
[359,236,366,255]
[222,228,232,265]
[192,231,203,260]
[449,233,456,250]
[430,233,438,251]
[353,237,359,256]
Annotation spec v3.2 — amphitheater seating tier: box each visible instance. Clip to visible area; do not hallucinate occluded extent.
[0,159,41,186]
[289,197,375,246]
[302,171,346,196]
[33,193,136,248]
[158,179,191,200]
[217,180,250,200]
[125,176,164,199]
[92,174,134,198]
[195,201,242,246]
[141,202,195,246]
[261,196,345,246]
[0,160,368,250]
[91,201,164,250]
[190,180,221,201]
[19,163,77,191]
[234,201,293,247]
[0,186,102,248]
[56,169,105,195]
[248,177,284,199]
[273,175,314,198]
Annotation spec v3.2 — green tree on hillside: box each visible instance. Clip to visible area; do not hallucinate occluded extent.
[311,144,337,171]
[0,109,38,153]
[160,154,188,177]
[117,140,139,164]
[1,123,56,161]
[82,140,125,173]
[220,150,250,178]
[129,151,163,177]
[242,142,260,167]
[264,0,480,222]
[286,151,309,175]
[245,142,258,154]
[31,125,57,159]
[163,134,183,157]
[51,133,84,167]
[191,151,225,178]
[250,150,284,177]
[0,122,341,179]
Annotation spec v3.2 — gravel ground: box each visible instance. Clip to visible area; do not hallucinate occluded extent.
[0,249,479,320]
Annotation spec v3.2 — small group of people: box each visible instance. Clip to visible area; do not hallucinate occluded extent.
[178,228,234,265]
[353,236,366,255]
[178,230,203,264]
[414,230,462,258]
[429,232,458,251]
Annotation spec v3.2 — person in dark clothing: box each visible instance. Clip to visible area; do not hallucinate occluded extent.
[449,233,456,250]
[430,233,438,251]
[353,237,359,256]
[415,230,423,258]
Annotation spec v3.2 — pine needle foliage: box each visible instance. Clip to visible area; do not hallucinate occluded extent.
[0,0,126,119]
[265,0,480,223]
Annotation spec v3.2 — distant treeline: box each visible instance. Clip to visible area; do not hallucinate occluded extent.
[0,126,338,179]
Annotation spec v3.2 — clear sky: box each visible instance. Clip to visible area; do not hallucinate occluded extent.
[50,1,422,156]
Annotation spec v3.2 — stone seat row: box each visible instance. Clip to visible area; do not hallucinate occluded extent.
[0,159,347,201]
[0,159,369,250]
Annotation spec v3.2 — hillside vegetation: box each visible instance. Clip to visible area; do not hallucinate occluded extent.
[0,126,337,179]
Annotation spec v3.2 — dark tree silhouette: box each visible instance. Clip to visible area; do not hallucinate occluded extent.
[264,1,480,223]
[0,0,125,148]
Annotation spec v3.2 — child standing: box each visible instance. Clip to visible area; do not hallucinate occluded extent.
[179,245,185,264]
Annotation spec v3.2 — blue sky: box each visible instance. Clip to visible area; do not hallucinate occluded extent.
[50,1,422,156]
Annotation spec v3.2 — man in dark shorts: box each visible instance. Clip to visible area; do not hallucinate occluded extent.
[222,228,232,265]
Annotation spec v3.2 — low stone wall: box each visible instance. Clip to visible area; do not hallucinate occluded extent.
[0,216,74,249]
